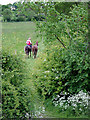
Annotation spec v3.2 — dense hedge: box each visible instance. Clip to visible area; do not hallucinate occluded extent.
[34,45,89,99]
[31,43,89,117]
[33,3,89,101]
[2,51,33,119]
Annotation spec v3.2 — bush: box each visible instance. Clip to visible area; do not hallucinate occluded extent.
[32,3,89,117]
[32,44,89,116]
[34,14,45,21]
[33,43,89,97]
[16,15,26,22]
[2,51,34,119]
[2,8,12,22]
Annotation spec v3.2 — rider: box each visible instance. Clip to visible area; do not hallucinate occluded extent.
[26,37,32,48]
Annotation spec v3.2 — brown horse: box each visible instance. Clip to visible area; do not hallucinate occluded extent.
[24,45,32,58]
[32,41,38,59]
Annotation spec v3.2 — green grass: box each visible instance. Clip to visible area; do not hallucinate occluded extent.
[2,22,38,55]
[44,103,88,118]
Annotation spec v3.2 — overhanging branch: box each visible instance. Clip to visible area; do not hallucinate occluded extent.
[55,34,66,49]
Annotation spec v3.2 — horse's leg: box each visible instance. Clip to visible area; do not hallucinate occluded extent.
[35,52,36,58]
[34,51,35,59]
[25,51,28,58]
[26,52,29,58]
[30,51,31,57]
[27,53,29,58]
[25,47,30,58]
[36,51,37,56]
[32,48,36,59]
[34,55,35,59]
[27,55,29,58]
[34,51,36,59]
[34,54,35,59]
[35,50,38,58]
[32,51,34,58]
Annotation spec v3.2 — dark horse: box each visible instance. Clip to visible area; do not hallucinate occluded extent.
[32,41,38,59]
[24,45,32,58]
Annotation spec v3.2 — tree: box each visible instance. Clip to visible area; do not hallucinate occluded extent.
[2,8,12,22]
[54,2,79,15]
[35,3,88,48]
[33,2,89,100]
[2,5,10,12]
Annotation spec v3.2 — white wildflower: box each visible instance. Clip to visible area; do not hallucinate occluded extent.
[56,76,58,79]
[42,107,45,112]
[79,108,82,111]
[44,71,50,73]
[44,59,46,61]
[57,95,60,98]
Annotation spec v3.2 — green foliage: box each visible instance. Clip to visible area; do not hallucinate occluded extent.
[2,51,34,119]
[2,5,10,12]
[34,2,89,94]
[55,2,79,15]
[34,45,89,97]
[31,3,89,117]
[1,2,45,22]
[2,8,12,22]
[2,52,25,86]
[35,3,88,47]
[16,15,26,22]
[25,10,36,21]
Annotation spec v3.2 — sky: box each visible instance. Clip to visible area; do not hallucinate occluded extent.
[0,0,20,5]
[0,0,88,5]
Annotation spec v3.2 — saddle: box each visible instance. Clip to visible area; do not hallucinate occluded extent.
[26,45,31,49]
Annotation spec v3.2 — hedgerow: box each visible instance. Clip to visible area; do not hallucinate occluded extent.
[34,45,89,96]
[32,42,89,116]
[32,3,89,117]
[2,51,34,119]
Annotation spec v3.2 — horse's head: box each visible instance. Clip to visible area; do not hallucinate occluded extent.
[36,41,38,46]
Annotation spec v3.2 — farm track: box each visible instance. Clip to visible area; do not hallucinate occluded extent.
[23,41,48,118]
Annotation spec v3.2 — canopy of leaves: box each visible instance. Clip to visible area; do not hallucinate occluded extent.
[2,8,12,22]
